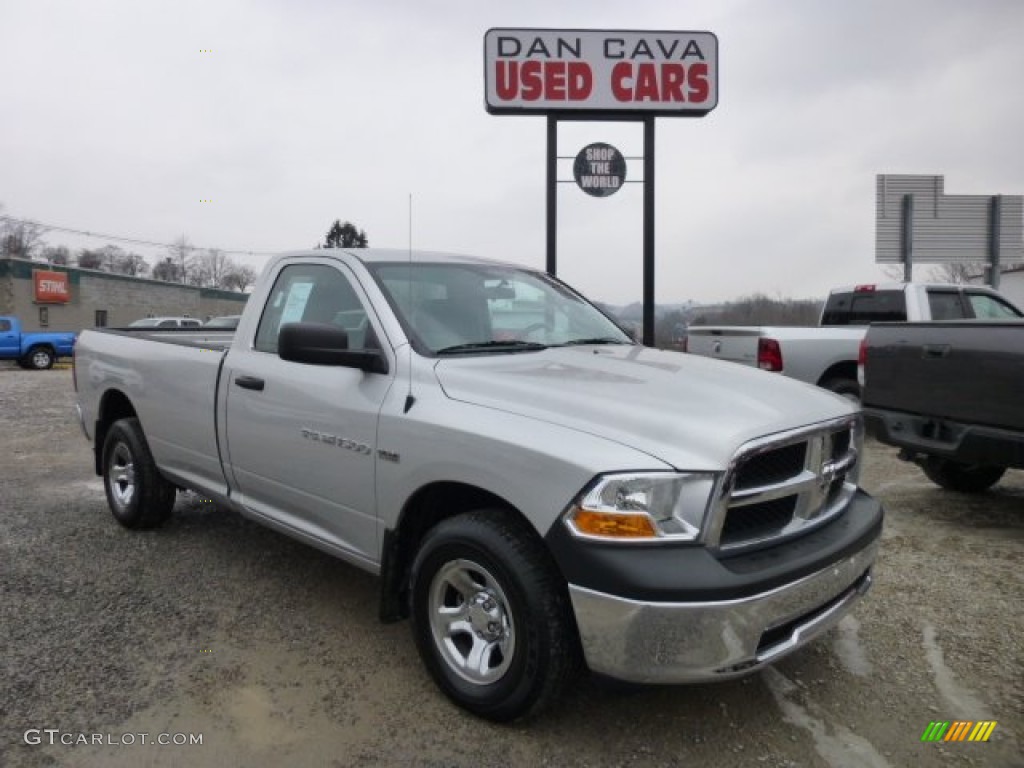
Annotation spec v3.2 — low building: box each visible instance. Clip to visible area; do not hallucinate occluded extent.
[0,257,248,332]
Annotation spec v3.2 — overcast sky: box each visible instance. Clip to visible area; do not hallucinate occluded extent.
[1,0,1022,304]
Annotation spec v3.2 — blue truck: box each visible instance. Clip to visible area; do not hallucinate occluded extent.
[0,316,77,369]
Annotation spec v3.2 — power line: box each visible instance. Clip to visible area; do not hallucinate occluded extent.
[0,213,277,258]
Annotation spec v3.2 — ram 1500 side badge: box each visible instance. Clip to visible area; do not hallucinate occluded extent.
[299,429,372,456]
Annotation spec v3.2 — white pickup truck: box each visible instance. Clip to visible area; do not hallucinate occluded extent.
[685,283,1023,400]
[74,249,883,721]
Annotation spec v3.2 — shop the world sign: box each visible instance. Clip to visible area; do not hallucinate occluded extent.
[484,28,718,116]
[574,143,626,197]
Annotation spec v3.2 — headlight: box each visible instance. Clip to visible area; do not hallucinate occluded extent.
[565,472,717,542]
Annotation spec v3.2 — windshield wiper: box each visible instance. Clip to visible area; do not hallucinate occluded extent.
[436,340,548,355]
[561,337,631,346]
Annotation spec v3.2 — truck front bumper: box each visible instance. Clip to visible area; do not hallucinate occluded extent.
[547,489,883,683]
[74,403,92,441]
[568,541,875,683]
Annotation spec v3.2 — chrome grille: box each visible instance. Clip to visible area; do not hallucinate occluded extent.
[732,442,806,491]
[711,417,861,553]
[720,496,797,546]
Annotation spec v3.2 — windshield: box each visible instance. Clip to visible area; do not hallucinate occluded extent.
[368,262,632,355]
[129,318,161,327]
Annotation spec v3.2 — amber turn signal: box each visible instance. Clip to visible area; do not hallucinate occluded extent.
[570,508,657,539]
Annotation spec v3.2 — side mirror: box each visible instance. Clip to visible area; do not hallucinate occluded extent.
[278,322,388,373]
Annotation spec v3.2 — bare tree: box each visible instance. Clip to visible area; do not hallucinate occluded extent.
[77,249,105,270]
[98,245,125,272]
[166,236,193,284]
[0,212,47,260]
[222,265,257,292]
[927,262,979,284]
[191,248,232,288]
[152,256,183,282]
[40,245,71,265]
[880,265,908,282]
[116,252,149,277]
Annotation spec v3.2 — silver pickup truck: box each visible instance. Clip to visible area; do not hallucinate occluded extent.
[74,249,883,721]
[685,283,1022,401]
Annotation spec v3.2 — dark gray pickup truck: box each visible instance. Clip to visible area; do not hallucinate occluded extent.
[861,320,1024,492]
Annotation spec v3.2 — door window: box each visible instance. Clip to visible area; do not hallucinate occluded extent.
[0,319,11,332]
[255,264,372,354]
[966,292,1022,319]
[926,291,968,320]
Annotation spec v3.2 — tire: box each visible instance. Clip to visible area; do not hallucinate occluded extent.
[25,346,54,370]
[921,458,1006,493]
[409,509,580,722]
[101,418,176,529]
[821,377,860,404]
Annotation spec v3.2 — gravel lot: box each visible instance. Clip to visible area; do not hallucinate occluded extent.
[1,365,1021,768]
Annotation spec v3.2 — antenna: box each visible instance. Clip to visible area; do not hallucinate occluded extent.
[403,193,416,413]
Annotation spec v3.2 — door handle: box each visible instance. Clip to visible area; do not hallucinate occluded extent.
[922,344,951,359]
[234,375,265,391]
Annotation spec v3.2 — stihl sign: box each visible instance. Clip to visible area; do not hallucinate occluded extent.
[33,270,70,303]
[484,28,718,116]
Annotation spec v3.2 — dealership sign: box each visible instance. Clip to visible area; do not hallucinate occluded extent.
[33,269,70,303]
[484,28,718,115]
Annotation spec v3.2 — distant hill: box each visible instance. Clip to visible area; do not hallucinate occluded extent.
[599,301,705,322]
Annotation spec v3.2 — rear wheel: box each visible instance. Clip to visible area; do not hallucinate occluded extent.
[921,458,1005,493]
[102,418,176,528]
[409,509,579,722]
[821,377,860,404]
[24,346,54,370]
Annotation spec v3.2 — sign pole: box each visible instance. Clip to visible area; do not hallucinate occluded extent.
[989,195,1002,289]
[546,115,558,276]
[643,116,656,346]
[901,194,913,282]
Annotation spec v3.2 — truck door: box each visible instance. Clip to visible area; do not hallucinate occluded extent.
[223,261,394,565]
[0,318,18,358]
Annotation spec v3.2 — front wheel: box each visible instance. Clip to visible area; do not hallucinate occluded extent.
[102,418,177,528]
[410,509,580,722]
[921,458,1006,493]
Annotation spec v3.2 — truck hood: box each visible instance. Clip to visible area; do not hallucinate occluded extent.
[433,345,855,470]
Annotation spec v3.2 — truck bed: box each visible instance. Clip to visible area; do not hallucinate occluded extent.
[862,321,1024,433]
[98,326,235,351]
[685,325,865,386]
[75,328,234,497]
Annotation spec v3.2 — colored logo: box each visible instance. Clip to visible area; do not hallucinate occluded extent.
[921,721,997,742]
[33,269,70,304]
